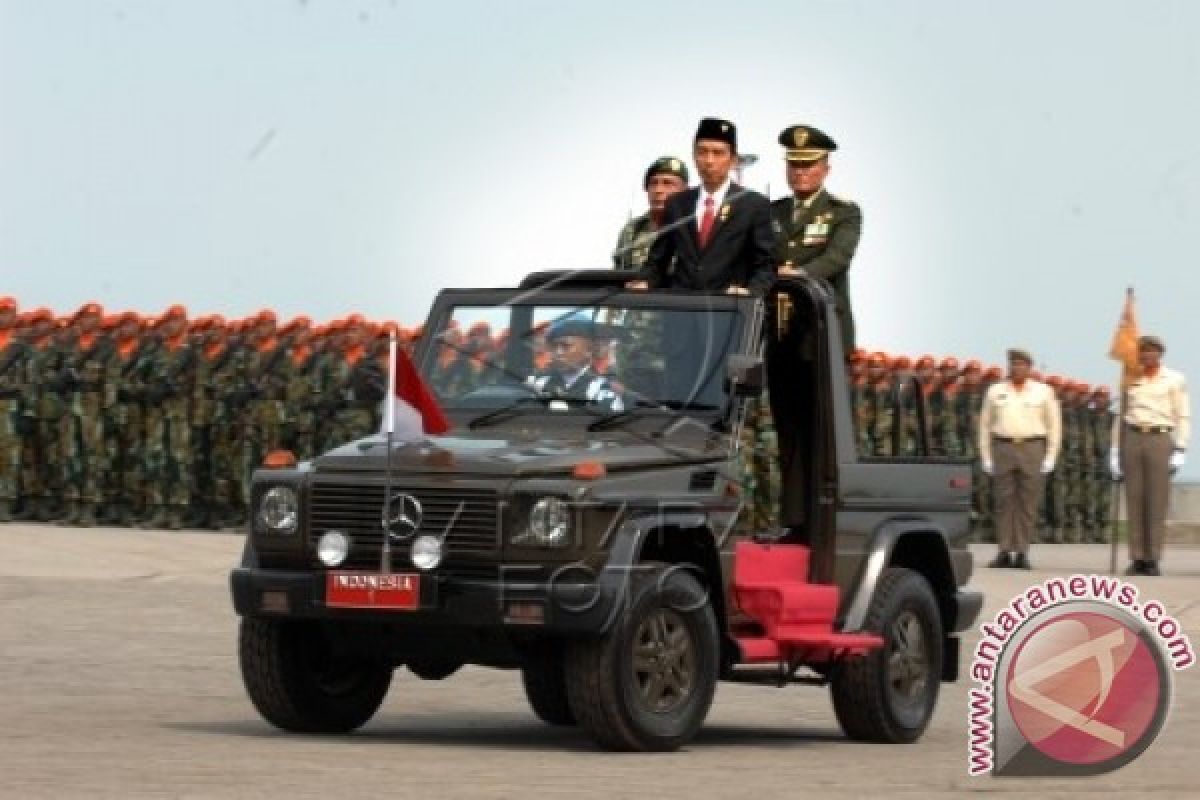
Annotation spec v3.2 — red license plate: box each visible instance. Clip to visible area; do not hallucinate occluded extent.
[325,572,420,610]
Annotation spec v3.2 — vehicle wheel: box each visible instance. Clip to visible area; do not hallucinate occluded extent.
[238,618,393,733]
[831,567,943,743]
[521,645,576,726]
[565,564,719,752]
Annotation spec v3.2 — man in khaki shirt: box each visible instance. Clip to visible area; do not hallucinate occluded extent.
[979,348,1062,569]
[1110,335,1190,576]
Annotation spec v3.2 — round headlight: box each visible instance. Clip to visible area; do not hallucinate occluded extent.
[411,534,444,571]
[528,496,571,548]
[258,486,298,533]
[317,531,349,567]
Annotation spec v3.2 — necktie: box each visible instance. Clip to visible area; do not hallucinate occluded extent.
[698,195,716,249]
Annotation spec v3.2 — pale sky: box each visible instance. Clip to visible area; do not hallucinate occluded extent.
[2,0,1197,474]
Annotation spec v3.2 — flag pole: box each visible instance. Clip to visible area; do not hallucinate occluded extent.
[380,329,398,575]
[1110,386,1126,575]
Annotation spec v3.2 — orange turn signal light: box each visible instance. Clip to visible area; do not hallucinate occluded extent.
[572,461,606,480]
[262,449,297,469]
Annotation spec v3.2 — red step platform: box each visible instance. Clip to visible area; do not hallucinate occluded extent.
[732,541,883,664]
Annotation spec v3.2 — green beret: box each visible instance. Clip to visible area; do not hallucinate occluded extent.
[644,156,689,188]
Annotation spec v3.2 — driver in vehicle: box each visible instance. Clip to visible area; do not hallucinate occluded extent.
[526,313,625,412]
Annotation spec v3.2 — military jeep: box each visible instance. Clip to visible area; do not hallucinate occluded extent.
[231,271,983,752]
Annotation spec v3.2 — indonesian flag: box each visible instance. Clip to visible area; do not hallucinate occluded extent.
[383,334,450,439]
[1107,287,1140,389]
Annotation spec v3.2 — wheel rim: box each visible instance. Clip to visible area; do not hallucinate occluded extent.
[886,609,931,722]
[631,608,695,714]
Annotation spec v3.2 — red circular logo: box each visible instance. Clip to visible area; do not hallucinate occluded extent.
[1006,611,1164,766]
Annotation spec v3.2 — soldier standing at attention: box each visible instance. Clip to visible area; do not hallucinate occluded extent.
[1086,386,1115,543]
[108,312,148,527]
[771,125,862,352]
[57,303,111,528]
[0,296,27,522]
[140,306,194,530]
[613,156,689,271]
[979,349,1062,569]
[1111,335,1190,576]
[958,360,992,540]
[16,309,62,521]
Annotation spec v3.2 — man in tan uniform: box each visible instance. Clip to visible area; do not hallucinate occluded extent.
[1110,335,1190,576]
[979,348,1062,569]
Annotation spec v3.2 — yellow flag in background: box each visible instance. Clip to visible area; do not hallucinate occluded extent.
[1108,288,1140,388]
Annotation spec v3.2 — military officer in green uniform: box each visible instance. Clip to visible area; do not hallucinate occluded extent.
[1087,386,1115,543]
[0,296,27,522]
[771,125,862,352]
[613,156,689,272]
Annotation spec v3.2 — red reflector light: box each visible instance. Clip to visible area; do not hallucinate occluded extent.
[263,449,297,469]
[505,601,546,625]
[573,461,606,480]
[949,477,969,489]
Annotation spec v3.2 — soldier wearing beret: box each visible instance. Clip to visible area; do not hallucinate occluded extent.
[527,314,624,412]
[771,125,862,352]
[629,117,775,296]
[613,156,689,272]
[1111,335,1190,575]
[979,348,1062,569]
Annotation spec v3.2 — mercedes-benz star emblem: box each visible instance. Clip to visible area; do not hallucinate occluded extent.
[384,493,423,541]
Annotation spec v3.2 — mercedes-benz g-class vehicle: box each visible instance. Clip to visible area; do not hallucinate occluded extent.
[231,271,983,752]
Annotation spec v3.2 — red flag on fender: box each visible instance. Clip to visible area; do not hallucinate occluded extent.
[385,344,450,438]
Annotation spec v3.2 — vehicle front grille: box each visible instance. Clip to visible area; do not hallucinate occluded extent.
[308,481,500,580]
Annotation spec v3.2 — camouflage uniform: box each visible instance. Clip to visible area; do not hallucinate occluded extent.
[281,348,321,461]
[0,329,28,520]
[1087,396,1115,543]
[139,335,195,528]
[733,391,781,535]
[108,336,150,525]
[959,383,993,540]
[242,340,289,490]
[19,336,66,520]
[58,332,115,526]
[319,350,384,453]
[613,213,660,272]
[212,342,253,526]
[928,386,964,457]
[864,378,897,456]
[851,378,873,457]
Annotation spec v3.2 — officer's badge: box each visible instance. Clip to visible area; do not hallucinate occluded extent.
[669,158,681,171]
[721,123,729,132]
[793,128,809,148]
[718,204,731,221]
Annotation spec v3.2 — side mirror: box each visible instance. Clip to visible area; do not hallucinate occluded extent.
[727,354,765,397]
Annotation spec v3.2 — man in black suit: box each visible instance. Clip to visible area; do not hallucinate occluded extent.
[626,117,775,296]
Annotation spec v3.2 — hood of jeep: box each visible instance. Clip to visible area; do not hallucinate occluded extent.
[312,430,722,477]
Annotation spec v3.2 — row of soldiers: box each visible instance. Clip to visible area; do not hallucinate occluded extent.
[0,297,401,528]
[849,350,1117,543]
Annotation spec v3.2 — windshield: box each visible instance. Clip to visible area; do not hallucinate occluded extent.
[420,302,743,415]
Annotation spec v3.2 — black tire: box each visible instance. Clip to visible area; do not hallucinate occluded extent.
[238,618,393,733]
[520,646,576,726]
[831,567,944,743]
[565,564,719,752]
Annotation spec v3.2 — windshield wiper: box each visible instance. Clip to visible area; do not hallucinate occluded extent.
[587,401,719,432]
[468,395,553,429]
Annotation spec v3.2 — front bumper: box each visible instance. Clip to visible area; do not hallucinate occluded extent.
[230,566,620,635]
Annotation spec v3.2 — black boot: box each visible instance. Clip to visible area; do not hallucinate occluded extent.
[1013,552,1032,570]
[1143,561,1161,576]
[12,500,37,521]
[988,551,1012,569]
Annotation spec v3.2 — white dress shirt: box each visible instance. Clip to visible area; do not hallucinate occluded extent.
[693,178,733,225]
